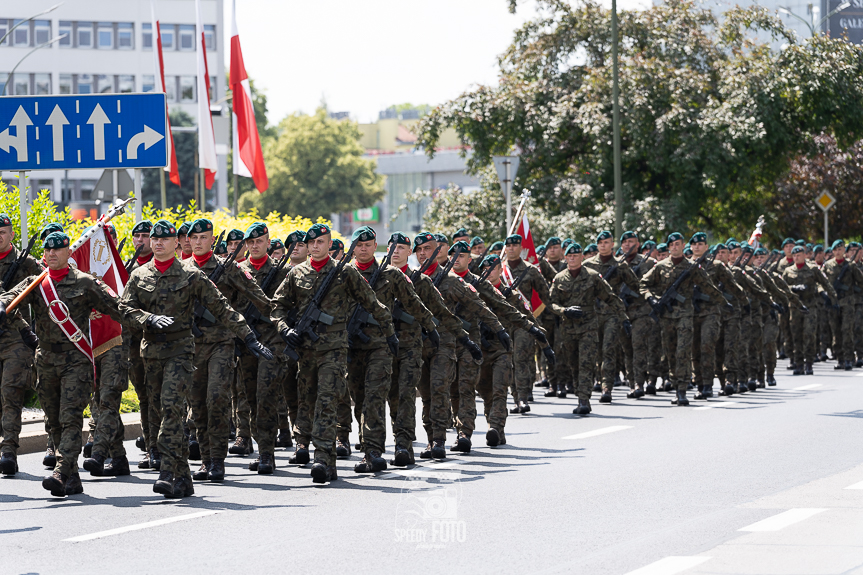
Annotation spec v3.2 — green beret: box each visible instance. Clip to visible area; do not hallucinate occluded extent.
[741,244,754,254]
[690,232,707,244]
[850,242,862,249]
[683,245,693,256]
[619,231,637,243]
[584,243,598,255]
[470,236,484,248]
[351,225,376,243]
[489,241,504,251]
[813,244,824,253]
[781,238,795,247]
[562,239,573,249]
[666,232,684,244]
[244,222,269,241]
[480,254,502,268]
[150,219,177,238]
[306,223,331,240]
[413,232,436,251]
[214,241,227,255]
[132,220,152,235]
[831,239,845,250]
[43,231,70,250]
[754,247,768,256]
[805,243,812,249]
[269,239,285,251]
[448,240,470,255]
[330,238,344,252]
[40,222,64,240]
[714,242,728,251]
[178,221,192,236]
[771,249,782,255]
[285,230,307,244]
[657,243,668,253]
[615,248,623,256]
[452,227,469,240]
[388,232,410,247]
[727,240,741,249]
[226,229,244,243]
[545,237,562,247]
[189,219,213,235]
[0,214,11,228]
[795,239,806,246]
[791,246,804,254]
[434,233,449,244]
[596,230,613,242]
[641,240,656,251]
[505,234,522,246]
[726,237,737,245]
[565,242,583,255]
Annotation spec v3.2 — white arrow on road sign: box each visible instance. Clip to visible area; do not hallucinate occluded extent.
[0,106,33,162]
[45,105,69,162]
[87,103,110,161]
[126,125,164,160]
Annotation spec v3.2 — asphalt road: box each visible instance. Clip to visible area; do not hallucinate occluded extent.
[3,359,863,575]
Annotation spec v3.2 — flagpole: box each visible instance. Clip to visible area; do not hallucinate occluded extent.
[508,191,530,236]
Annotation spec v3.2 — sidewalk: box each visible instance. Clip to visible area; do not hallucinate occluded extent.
[18,412,142,455]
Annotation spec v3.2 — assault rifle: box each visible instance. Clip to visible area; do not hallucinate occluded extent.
[468,244,490,273]
[648,250,714,323]
[2,234,37,291]
[124,244,144,274]
[116,237,127,254]
[243,241,295,339]
[346,241,397,346]
[191,234,242,337]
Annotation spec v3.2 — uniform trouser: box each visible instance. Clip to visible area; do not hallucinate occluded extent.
[388,345,423,451]
[624,315,653,386]
[692,313,720,389]
[779,310,792,356]
[596,314,621,392]
[233,367,252,438]
[129,345,152,450]
[277,360,299,430]
[237,349,285,457]
[295,347,347,467]
[559,326,597,400]
[817,304,831,355]
[340,346,392,454]
[659,316,693,392]
[855,304,863,360]
[36,353,91,477]
[647,321,662,382]
[512,328,534,402]
[0,342,34,454]
[477,347,511,431]
[453,342,482,437]
[419,344,456,443]
[764,312,780,376]
[144,353,194,480]
[540,315,557,387]
[189,340,235,461]
[829,304,856,363]
[92,347,128,460]
[790,307,817,365]
[747,315,764,381]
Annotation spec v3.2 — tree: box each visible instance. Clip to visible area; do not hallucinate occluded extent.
[240,108,384,220]
[416,0,863,243]
[141,110,198,210]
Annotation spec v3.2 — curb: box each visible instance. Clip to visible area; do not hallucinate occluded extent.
[18,412,142,456]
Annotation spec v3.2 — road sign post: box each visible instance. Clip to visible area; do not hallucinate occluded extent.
[18,171,27,246]
[816,190,836,247]
[493,155,520,234]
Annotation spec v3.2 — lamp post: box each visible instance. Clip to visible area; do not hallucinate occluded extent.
[778,2,850,36]
[611,0,623,241]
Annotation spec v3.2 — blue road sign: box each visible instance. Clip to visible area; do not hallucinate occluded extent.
[0,93,167,171]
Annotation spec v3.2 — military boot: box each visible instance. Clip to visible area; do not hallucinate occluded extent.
[138,453,151,469]
[735,382,748,393]
[856,359,863,368]
[767,374,777,386]
[42,445,56,468]
[65,472,84,496]
[393,445,413,467]
[536,377,549,388]
[310,461,337,484]
[721,382,735,396]
[166,476,195,499]
[557,386,567,399]
[335,437,351,458]
[592,383,602,392]
[83,434,94,459]
[661,380,673,392]
[671,390,690,406]
[229,436,253,456]
[208,459,225,481]
[845,360,854,371]
[450,432,471,453]
[834,360,845,370]
[509,405,521,414]
[431,440,447,460]
[804,362,814,375]
[757,377,766,388]
[258,453,275,475]
[354,450,387,473]
[572,398,592,415]
[275,429,293,448]
[626,385,645,399]
[486,428,500,447]
[645,383,657,395]
[83,454,106,476]
[188,433,201,461]
[149,448,162,470]
[104,455,130,476]
[135,436,146,451]
[420,443,434,459]
[498,430,507,445]
[289,443,310,465]
[789,362,799,370]
[599,390,612,403]
[153,471,175,496]
[0,452,18,476]
[747,379,757,391]
[544,386,558,398]
[43,471,68,497]
[793,364,804,375]
[192,461,211,481]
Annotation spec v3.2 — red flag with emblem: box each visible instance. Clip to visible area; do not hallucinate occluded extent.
[510,211,544,314]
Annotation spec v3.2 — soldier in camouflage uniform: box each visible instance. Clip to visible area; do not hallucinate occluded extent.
[640,233,725,406]
[550,243,627,414]
[617,232,658,397]
[1,232,132,495]
[275,230,306,448]
[269,238,286,262]
[853,245,863,366]
[776,238,796,358]
[756,248,799,385]
[822,240,863,370]
[489,241,504,258]
[83,337,131,477]
[121,220,272,498]
[0,214,42,476]
[339,226,438,473]
[538,237,567,397]
[273,223,396,484]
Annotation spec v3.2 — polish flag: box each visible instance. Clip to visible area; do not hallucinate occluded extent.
[230,0,268,193]
[502,212,545,315]
[196,0,217,190]
[150,0,179,186]
[70,227,128,357]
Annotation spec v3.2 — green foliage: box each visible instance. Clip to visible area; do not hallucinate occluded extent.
[141,110,199,209]
[240,108,385,220]
[0,182,77,259]
[83,387,140,417]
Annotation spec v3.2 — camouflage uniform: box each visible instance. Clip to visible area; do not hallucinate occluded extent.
[272,257,394,468]
[121,258,253,482]
[822,256,863,365]
[127,254,156,455]
[91,340,130,461]
[782,262,837,366]
[753,266,790,381]
[539,258,567,391]
[504,258,548,399]
[618,253,658,390]
[694,259,744,393]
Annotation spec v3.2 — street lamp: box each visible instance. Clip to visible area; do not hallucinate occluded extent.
[611,0,623,242]
[1,34,68,96]
[0,2,63,46]
[778,2,851,36]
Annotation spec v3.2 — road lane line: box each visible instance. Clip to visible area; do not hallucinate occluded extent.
[844,481,863,490]
[623,556,711,575]
[738,508,826,532]
[793,384,822,391]
[563,425,632,440]
[64,510,222,542]
[693,402,739,411]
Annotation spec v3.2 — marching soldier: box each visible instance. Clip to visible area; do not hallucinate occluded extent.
[488,241,504,258]
[538,237,567,396]
[822,240,863,370]
[177,221,193,260]
[288,231,308,266]
[618,232,659,397]
[269,238,286,261]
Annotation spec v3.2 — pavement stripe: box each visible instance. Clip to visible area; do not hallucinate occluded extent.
[63,510,222,542]
[793,384,822,391]
[693,401,739,411]
[563,425,632,440]
[844,480,863,490]
[623,556,711,575]
[738,508,826,532]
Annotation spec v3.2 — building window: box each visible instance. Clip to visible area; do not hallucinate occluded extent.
[98,22,113,49]
[96,74,113,93]
[210,76,218,102]
[0,20,8,46]
[118,22,133,49]
[13,19,29,47]
[180,76,195,102]
[34,20,50,44]
[34,73,50,94]
[76,74,93,94]
[160,24,174,50]
[77,22,93,48]
[117,75,134,93]
[142,23,152,49]
[142,74,155,93]
[14,73,29,95]
[179,24,194,51]
[164,76,176,102]
[59,74,72,94]
[204,25,216,50]
[58,21,71,47]
[0,74,8,95]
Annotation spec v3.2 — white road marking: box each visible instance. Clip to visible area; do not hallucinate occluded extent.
[856,372,863,377]
[378,461,460,480]
[793,384,822,391]
[693,401,739,411]
[844,481,863,490]
[563,425,632,440]
[63,510,222,542]
[738,508,826,532]
[623,556,711,575]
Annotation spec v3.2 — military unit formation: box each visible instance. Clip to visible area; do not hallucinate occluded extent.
[0,214,860,499]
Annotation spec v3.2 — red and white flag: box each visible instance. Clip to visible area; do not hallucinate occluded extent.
[150,0,179,186]
[502,211,545,315]
[196,0,217,190]
[230,0,268,193]
[70,226,128,357]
